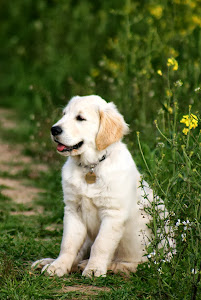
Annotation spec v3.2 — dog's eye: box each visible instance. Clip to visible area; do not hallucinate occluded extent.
[76,115,86,121]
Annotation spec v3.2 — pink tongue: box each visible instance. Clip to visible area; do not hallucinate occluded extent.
[57,144,66,152]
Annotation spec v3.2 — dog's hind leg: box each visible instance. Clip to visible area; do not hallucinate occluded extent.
[77,259,89,272]
[108,261,140,275]
[71,236,92,272]
[78,260,140,275]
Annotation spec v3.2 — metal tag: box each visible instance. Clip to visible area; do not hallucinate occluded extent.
[85,172,96,184]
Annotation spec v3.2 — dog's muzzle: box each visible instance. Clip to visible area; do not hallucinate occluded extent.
[51,125,84,153]
[56,141,84,152]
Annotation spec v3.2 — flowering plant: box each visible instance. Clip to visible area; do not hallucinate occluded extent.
[180,113,198,135]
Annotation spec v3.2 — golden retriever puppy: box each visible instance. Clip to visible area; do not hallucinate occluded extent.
[32,95,170,277]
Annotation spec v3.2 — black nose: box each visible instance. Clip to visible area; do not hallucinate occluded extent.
[51,126,63,136]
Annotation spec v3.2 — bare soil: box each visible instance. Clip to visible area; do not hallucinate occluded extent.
[62,285,111,297]
[0,108,47,213]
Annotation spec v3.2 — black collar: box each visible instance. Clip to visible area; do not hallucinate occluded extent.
[78,154,106,169]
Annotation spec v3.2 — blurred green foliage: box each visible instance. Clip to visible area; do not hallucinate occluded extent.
[0,0,201,119]
[0,0,201,181]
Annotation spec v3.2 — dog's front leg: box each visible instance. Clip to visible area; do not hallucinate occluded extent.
[82,210,125,277]
[43,202,87,277]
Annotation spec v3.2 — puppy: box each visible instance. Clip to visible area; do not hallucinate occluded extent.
[32,95,169,277]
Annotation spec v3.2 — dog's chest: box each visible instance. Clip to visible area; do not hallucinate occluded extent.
[79,197,100,240]
[65,163,106,199]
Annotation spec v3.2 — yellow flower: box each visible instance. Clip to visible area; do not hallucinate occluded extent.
[157,70,163,76]
[149,5,163,19]
[192,15,201,27]
[168,107,173,114]
[180,114,198,134]
[183,128,189,135]
[166,89,173,97]
[180,114,198,129]
[167,57,178,71]
[164,103,173,114]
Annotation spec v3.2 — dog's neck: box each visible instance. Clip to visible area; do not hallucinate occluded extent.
[70,142,121,170]
[73,147,107,169]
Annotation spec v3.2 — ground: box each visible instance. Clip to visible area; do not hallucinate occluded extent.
[0,108,113,299]
[0,108,46,214]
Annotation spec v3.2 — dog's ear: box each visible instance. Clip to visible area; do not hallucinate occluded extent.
[96,103,129,151]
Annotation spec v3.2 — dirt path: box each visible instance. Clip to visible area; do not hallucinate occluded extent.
[0,108,112,297]
[0,108,47,214]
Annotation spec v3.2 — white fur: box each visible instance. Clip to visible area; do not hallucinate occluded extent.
[32,95,169,277]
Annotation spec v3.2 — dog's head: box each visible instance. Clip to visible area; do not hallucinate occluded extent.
[51,95,129,157]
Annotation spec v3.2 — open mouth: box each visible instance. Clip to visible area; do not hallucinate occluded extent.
[56,141,84,152]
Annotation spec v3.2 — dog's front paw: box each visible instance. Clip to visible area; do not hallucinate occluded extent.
[31,258,55,270]
[82,266,107,278]
[41,259,69,277]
